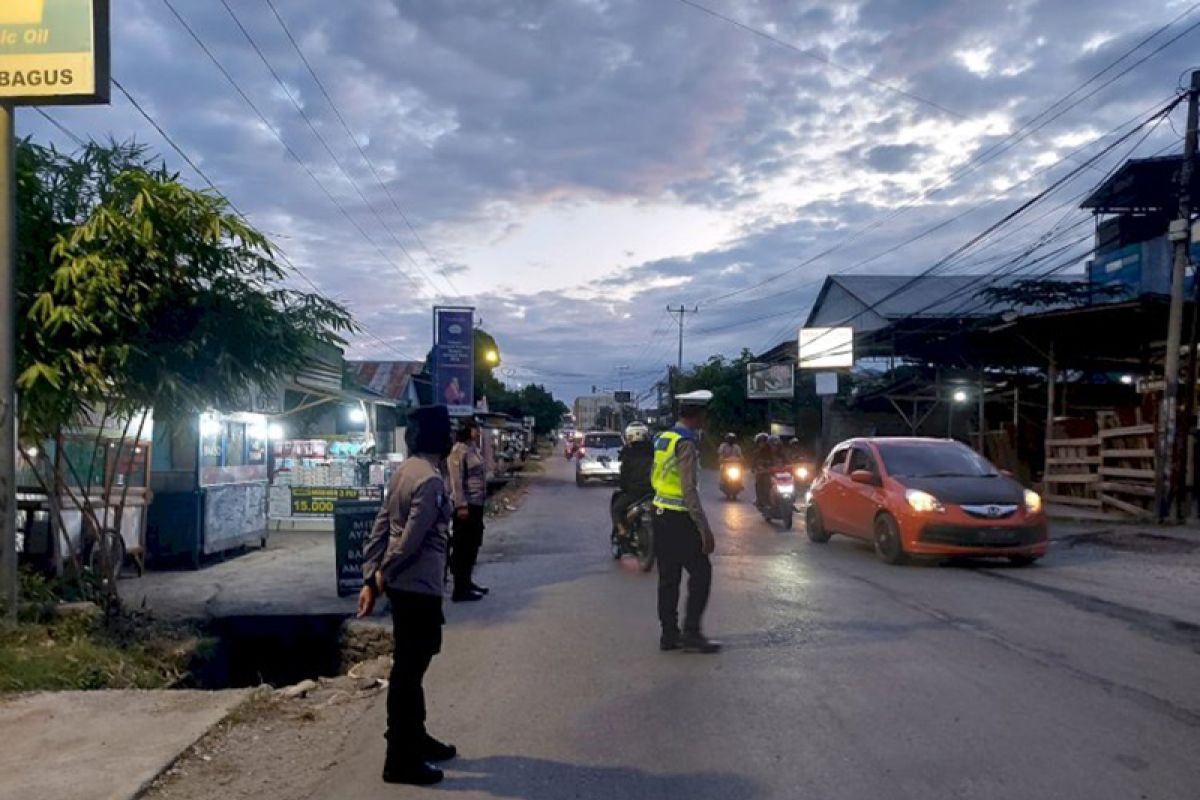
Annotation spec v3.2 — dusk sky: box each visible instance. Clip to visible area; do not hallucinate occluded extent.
[23,0,1200,403]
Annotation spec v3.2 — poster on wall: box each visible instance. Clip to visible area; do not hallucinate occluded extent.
[747,362,795,399]
[434,306,475,416]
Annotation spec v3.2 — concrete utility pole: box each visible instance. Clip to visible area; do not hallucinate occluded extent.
[666,304,698,382]
[1156,70,1200,522]
[0,104,14,619]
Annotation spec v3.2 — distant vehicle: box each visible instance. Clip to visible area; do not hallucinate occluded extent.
[806,438,1048,565]
[575,431,623,486]
[719,459,744,501]
[760,466,795,529]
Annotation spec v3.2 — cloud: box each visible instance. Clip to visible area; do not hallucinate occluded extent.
[19,0,1195,400]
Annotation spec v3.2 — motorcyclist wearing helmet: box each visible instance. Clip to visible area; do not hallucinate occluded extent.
[717,433,743,462]
[785,437,804,465]
[611,423,655,545]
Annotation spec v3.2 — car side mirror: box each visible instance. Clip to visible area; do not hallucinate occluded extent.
[850,469,878,486]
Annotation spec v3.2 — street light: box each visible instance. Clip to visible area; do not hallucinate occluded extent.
[485,349,499,365]
[1120,374,1134,385]
[952,389,969,404]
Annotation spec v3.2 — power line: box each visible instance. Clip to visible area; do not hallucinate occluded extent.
[262,0,465,300]
[675,0,964,120]
[98,79,420,362]
[692,4,1200,310]
[217,0,455,302]
[774,97,1183,364]
[746,91,1186,351]
[158,0,429,298]
[779,101,1182,365]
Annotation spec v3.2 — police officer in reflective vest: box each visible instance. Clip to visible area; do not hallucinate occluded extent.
[651,390,720,654]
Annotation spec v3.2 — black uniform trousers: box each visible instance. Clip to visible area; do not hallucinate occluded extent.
[450,504,485,590]
[386,590,444,754]
[653,508,712,637]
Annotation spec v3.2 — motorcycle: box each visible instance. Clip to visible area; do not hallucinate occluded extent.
[610,492,656,572]
[760,467,796,530]
[719,459,745,500]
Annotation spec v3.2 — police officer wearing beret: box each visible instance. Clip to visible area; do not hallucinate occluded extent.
[358,404,456,786]
[650,390,721,654]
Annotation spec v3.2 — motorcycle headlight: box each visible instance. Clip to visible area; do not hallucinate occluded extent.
[795,465,810,480]
[778,485,795,497]
[905,489,945,514]
[1024,489,1043,515]
[725,465,741,480]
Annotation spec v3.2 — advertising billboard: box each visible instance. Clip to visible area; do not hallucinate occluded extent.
[0,0,110,104]
[434,307,475,416]
[799,327,854,369]
[747,362,795,399]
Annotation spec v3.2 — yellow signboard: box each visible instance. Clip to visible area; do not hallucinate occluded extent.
[0,0,108,104]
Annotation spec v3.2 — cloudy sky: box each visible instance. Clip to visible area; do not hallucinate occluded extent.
[24,0,1200,402]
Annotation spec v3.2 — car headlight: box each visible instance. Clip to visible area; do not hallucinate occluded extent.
[1024,489,1042,514]
[795,465,810,480]
[905,489,945,514]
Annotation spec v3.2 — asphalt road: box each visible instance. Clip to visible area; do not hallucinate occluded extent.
[310,456,1200,800]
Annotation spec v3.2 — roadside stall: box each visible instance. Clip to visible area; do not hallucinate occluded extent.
[17,409,154,577]
[146,408,271,568]
[267,388,399,532]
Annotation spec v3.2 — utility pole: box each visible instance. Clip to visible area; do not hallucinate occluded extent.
[1157,70,1200,522]
[666,305,698,396]
[0,104,14,619]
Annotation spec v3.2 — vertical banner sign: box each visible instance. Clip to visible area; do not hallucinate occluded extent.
[434,306,475,416]
[0,0,110,104]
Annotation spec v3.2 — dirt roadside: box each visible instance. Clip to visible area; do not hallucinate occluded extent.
[139,658,389,800]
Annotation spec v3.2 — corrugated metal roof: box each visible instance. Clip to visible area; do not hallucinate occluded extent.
[812,274,1009,324]
[348,360,424,402]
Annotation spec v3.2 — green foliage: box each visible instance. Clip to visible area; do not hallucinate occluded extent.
[0,611,200,691]
[16,139,357,443]
[978,278,1122,310]
[673,351,769,440]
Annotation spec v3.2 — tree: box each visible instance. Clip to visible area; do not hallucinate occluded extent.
[978,278,1122,310]
[15,139,355,607]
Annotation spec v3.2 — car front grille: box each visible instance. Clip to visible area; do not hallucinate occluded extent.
[919,524,1046,548]
[961,504,1019,520]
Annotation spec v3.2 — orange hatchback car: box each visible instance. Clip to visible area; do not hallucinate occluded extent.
[805,438,1048,565]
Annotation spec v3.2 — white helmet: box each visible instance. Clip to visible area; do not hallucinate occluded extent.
[624,423,650,442]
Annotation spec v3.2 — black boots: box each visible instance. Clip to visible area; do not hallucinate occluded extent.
[383,735,456,785]
[452,588,485,602]
[382,759,443,786]
[662,629,721,654]
[682,633,722,654]
[421,735,458,763]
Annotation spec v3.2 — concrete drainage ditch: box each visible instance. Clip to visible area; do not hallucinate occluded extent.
[190,614,392,689]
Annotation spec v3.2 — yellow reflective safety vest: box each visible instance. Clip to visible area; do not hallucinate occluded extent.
[652,427,694,512]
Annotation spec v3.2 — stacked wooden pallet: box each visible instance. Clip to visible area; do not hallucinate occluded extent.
[1043,437,1101,513]
[1097,424,1156,520]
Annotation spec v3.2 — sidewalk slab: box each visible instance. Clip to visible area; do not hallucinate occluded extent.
[0,689,248,800]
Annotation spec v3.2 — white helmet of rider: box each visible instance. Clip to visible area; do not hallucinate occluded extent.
[624,423,650,443]
[754,432,769,444]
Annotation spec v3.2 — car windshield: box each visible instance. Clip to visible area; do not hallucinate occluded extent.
[875,442,999,478]
[585,434,623,449]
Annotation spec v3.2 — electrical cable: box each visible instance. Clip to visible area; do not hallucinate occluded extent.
[218,0,456,302]
[262,0,466,300]
[158,0,430,298]
[692,6,1200,309]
